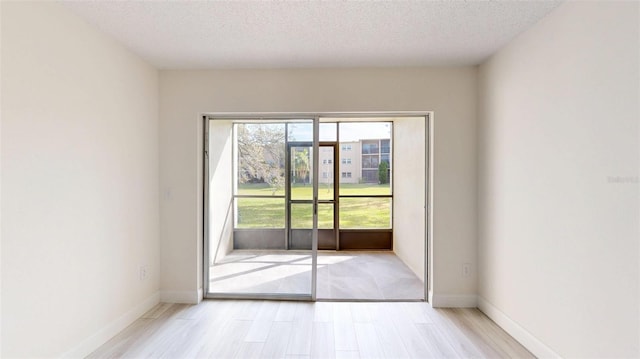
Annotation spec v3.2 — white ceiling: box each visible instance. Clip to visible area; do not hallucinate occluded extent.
[64,1,562,69]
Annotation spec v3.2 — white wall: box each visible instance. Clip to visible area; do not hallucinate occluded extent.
[208,120,234,264]
[478,2,639,357]
[393,117,426,282]
[1,2,160,357]
[159,67,477,306]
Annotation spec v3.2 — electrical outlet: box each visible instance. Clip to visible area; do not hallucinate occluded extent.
[462,263,471,277]
[139,265,148,281]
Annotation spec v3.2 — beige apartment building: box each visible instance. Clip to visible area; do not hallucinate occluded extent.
[318,139,391,184]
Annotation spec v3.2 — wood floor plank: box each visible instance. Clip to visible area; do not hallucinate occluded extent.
[127,318,194,358]
[94,304,192,358]
[414,306,485,359]
[349,302,373,323]
[245,300,279,342]
[86,318,155,359]
[275,301,298,322]
[373,321,412,359]
[208,319,252,358]
[369,304,411,359]
[262,321,294,358]
[458,308,535,358]
[140,303,173,319]
[287,305,314,356]
[438,308,505,358]
[311,321,336,359]
[416,323,461,358]
[161,302,233,357]
[313,301,333,322]
[189,302,250,358]
[235,342,265,359]
[293,302,315,321]
[333,303,358,351]
[333,319,358,351]
[235,300,264,321]
[385,304,438,358]
[174,299,219,320]
[89,300,534,359]
[354,322,385,359]
[157,318,214,358]
[401,302,434,324]
[245,318,275,343]
[335,350,360,359]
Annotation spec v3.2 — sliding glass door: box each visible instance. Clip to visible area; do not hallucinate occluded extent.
[204,113,429,301]
[205,118,319,300]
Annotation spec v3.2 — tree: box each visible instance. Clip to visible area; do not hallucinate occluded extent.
[237,124,285,194]
[378,161,389,184]
[293,148,310,185]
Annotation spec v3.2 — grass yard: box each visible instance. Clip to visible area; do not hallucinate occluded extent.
[238,182,391,197]
[236,183,391,229]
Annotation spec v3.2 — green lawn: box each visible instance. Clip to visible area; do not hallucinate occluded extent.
[238,182,390,197]
[236,183,391,229]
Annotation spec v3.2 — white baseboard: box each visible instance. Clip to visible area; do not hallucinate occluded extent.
[62,291,160,358]
[477,296,560,358]
[160,289,202,304]
[430,294,478,308]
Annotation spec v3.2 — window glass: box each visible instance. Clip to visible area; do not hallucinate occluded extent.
[236,198,285,228]
[318,146,334,200]
[339,122,392,194]
[236,123,285,196]
[288,122,313,142]
[290,203,333,229]
[290,146,313,200]
[320,123,337,142]
[340,197,391,229]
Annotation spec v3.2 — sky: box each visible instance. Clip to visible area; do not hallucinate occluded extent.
[288,122,391,142]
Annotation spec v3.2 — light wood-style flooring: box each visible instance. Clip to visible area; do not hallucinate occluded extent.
[88,300,534,358]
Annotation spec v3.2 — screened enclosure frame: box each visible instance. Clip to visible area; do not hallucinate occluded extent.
[203,112,432,301]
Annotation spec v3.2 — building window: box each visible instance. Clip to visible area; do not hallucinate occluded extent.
[362,170,378,183]
[341,158,352,165]
[362,141,379,155]
[341,172,352,178]
[362,155,379,169]
[381,139,390,154]
[381,153,390,165]
[322,172,328,178]
[341,144,352,151]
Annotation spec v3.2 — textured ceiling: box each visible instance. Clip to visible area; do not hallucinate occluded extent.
[64,1,562,69]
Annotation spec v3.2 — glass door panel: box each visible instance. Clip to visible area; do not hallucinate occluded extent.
[288,144,314,250]
[289,145,313,200]
[289,144,337,250]
[318,203,334,229]
[206,119,316,299]
[318,145,334,201]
